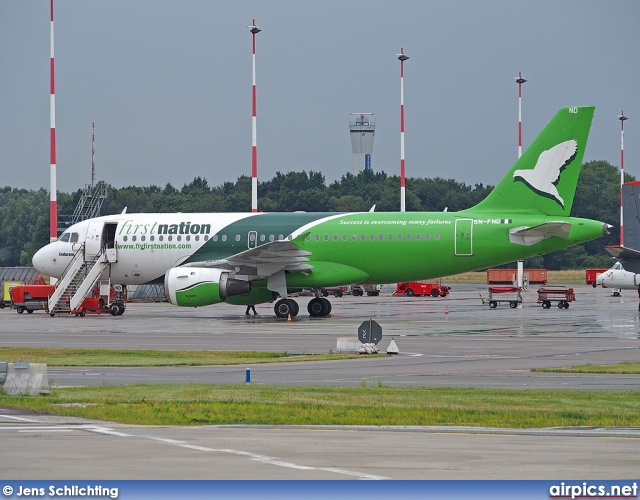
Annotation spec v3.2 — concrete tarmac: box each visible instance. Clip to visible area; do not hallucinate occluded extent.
[1,284,639,480]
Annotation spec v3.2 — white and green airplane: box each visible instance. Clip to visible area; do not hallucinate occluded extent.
[33,106,609,318]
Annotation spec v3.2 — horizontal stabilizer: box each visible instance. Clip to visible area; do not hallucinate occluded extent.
[605,245,640,260]
[509,222,571,246]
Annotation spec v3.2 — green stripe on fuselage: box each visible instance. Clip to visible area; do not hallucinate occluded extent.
[182,212,340,264]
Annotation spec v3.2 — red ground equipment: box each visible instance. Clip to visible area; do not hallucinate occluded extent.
[537,286,575,309]
[395,281,450,298]
[585,268,608,287]
[481,286,522,309]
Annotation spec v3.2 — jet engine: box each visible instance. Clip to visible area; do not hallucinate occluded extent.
[164,267,251,307]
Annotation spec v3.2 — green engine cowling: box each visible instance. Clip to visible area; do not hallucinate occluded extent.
[164,267,253,307]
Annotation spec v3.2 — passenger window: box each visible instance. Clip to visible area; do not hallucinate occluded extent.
[235,235,241,242]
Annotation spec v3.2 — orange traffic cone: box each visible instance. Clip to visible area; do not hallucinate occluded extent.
[444,306,449,315]
[287,313,292,322]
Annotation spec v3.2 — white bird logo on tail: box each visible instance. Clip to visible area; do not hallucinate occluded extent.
[513,139,578,208]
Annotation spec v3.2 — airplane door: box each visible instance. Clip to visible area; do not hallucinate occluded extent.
[454,219,473,256]
[248,231,258,249]
[85,221,118,259]
[85,220,105,258]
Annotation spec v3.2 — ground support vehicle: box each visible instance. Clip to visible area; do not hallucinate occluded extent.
[350,284,381,296]
[394,281,450,298]
[585,268,608,286]
[321,286,348,297]
[480,286,523,309]
[537,286,575,309]
[7,282,127,316]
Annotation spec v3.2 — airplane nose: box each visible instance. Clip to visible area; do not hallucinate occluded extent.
[32,246,48,273]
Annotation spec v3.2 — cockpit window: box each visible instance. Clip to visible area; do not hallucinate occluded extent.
[613,262,624,270]
[58,233,70,243]
[70,232,79,243]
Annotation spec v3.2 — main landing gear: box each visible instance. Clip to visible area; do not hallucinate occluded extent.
[273,295,332,318]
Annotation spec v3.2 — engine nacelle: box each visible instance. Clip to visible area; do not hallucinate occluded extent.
[596,269,640,289]
[164,267,251,307]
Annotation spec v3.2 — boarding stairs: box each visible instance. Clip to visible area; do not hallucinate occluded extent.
[48,244,114,315]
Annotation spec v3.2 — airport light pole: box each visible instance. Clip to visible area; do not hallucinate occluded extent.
[249,20,261,213]
[49,0,57,242]
[514,72,527,158]
[619,111,628,246]
[397,48,409,212]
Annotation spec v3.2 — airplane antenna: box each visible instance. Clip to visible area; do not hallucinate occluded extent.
[249,20,261,213]
[91,121,95,190]
[49,0,57,242]
[619,111,628,246]
[396,48,409,212]
[514,72,527,158]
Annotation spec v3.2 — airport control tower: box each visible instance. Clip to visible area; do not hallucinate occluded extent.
[349,113,375,173]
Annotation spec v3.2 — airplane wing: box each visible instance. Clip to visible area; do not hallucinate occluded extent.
[509,221,571,246]
[180,237,313,279]
[605,245,640,260]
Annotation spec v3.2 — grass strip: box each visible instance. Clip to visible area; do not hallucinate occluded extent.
[533,362,640,374]
[0,347,359,367]
[1,385,639,428]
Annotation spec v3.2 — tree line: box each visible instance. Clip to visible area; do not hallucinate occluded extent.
[0,160,627,270]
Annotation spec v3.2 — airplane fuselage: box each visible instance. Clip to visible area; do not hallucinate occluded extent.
[34,210,606,288]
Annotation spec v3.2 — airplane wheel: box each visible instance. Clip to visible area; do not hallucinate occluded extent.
[489,300,497,309]
[110,304,119,316]
[275,299,298,319]
[308,297,329,317]
[322,297,332,315]
[116,303,125,315]
[509,301,518,308]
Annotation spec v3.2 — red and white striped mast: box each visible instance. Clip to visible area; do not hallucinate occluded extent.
[49,0,57,242]
[619,111,628,246]
[91,121,96,189]
[396,48,409,212]
[249,20,261,213]
[514,72,527,158]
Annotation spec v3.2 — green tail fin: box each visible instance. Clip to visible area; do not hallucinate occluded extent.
[471,106,595,216]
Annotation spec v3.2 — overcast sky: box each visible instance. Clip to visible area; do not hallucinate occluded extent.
[1,1,638,195]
